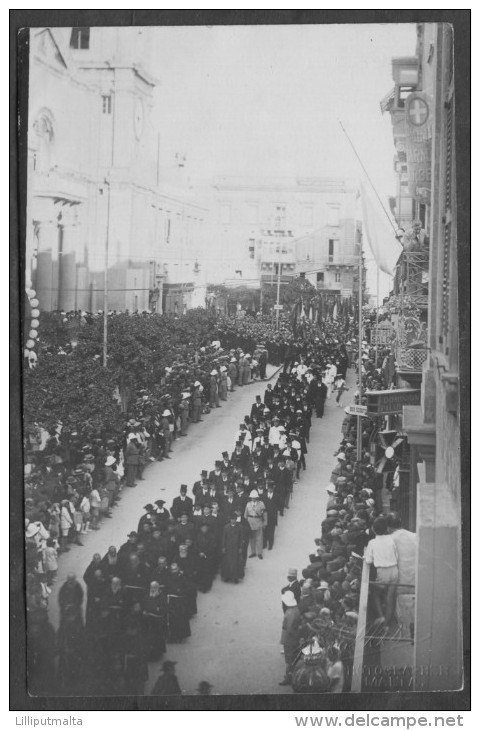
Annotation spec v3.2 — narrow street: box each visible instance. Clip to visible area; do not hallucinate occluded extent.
[48,366,349,695]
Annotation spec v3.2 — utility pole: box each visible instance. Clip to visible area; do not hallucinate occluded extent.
[276,242,282,330]
[357,235,363,461]
[102,178,111,368]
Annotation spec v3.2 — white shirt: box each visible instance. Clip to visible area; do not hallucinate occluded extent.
[365,535,398,568]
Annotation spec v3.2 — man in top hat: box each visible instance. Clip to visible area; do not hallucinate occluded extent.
[244,489,267,560]
[209,461,224,489]
[171,485,193,520]
[230,441,249,473]
[193,469,209,497]
[220,451,232,474]
[263,481,281,551]
[250,395,264,421]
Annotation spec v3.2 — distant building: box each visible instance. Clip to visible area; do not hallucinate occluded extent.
[205,176,362,298]
[27,27,207,315]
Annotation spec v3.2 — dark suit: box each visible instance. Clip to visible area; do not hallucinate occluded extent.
[171,495,194,520]
[275,466,293,514]
[281,579,302,611]
[315,382,328,418]
[263,492,280,549]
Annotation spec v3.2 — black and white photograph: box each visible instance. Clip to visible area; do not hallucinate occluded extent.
[11,10,469,712]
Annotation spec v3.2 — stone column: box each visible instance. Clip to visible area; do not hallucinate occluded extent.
[58,205,80,312]
[35,216,60,312]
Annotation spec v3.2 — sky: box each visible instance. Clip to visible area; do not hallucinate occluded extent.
[148,23,417,299]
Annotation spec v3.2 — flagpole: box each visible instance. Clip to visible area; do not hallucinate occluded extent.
[338,120,399,239]
[357,233,363,462]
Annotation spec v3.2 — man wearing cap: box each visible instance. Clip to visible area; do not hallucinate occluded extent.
[171,485,193,520]
[244,490,267,560]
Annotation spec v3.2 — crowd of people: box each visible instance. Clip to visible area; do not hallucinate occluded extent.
[274,363,417,693]
[25,303,410,696]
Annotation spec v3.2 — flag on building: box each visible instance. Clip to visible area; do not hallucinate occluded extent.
[360,182,403,276]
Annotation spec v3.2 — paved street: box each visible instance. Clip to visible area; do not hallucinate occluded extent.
[48,365,348,695]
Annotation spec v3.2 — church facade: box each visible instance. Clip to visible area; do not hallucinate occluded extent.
[27,27,207,314]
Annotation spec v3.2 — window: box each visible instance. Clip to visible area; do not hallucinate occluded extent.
[327,205,340,227]
[316,272,324,283]
[102,95,112,114]
[335,272,341,283]
[328,239,335,262]
[70,27,90,50]
[248,238,255,259]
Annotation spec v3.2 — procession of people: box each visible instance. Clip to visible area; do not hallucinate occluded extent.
[25,302,408,695]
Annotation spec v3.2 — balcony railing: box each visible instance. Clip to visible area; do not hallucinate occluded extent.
[396,346,428,371]
[394,251,429,309]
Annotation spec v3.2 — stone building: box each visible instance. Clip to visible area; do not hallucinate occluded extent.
[205,176,361,298]
[27,26,207,315]
[380,23,462,691]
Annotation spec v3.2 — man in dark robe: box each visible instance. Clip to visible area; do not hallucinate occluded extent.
[166,563,191,642]
[221,514,243,583]
[150,660,182,696]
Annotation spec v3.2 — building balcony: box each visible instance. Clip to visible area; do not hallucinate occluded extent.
[393,250,429,309]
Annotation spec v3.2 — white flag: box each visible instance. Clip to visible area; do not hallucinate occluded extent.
[360,182,402,276]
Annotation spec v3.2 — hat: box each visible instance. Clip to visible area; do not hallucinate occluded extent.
[287,568,298,578]
[249,489,259,499]
[210,370,218,376]
[278,425,286,432]
[155,499,166,507]
[182,392,191,399]
[282,590,297,608]
[222,451,229,459]
[105,456,116,466]
[230,357,237,362]
[162,410,171,417]
[194,381,201,387]
[180,484,188,492]
[201,469,208,477]
[127,531,138,538]
[326,484,337,494]
[337,452,346,461]
[273,415,280,421]
[220,366,227,372]
[144,504,155,512]
[162,660,177,670]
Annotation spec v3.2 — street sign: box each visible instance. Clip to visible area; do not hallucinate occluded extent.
[346,404,368,416]
[273,304,284,310]
[366,388,421,416]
